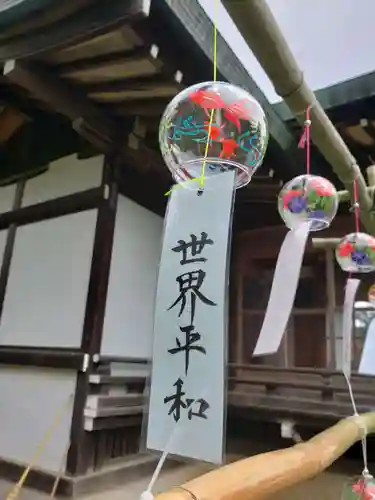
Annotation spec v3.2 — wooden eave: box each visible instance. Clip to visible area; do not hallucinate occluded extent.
[0,0,304,227]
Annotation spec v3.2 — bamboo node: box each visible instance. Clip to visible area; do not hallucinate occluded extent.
[177,486,200,500]
[350,414,368,437]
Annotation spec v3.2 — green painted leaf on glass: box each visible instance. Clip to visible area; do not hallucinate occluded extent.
[341,483,362,500]
[307,190,319,204]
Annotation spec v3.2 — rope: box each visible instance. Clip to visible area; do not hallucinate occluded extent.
[49,436,71,498]
[6,394,73,500]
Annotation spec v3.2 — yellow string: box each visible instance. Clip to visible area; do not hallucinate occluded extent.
[6,395,72,500]
[165,0,218,196]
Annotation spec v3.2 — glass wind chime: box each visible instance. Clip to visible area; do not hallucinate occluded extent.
[146,81,268,472]
[278,106,375,273]
[159,81,269,190]
[278,107,339,231]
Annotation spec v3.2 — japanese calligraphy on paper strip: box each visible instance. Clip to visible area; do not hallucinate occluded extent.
[146,171,236,464]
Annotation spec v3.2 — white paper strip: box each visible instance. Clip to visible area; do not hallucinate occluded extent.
[253,222,311,357]
[359,315,375,375]
[146,170,235,464]
[342,278,360,379]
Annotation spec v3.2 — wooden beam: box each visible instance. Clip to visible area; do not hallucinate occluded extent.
[116,96,169,116]
[0,0,151,60]
[89,81,182,104]
[0,346,84,370]
[0,187,103,231]
[0,0,92,40]
[60,45,162,83]
[3,59,115,149]
[84,71,183,93]
[117,160,168,216]
[0,107,29,144]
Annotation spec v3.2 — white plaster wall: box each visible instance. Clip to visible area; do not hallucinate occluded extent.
[203,0,375,104]
[0,155,103,470]
[102,195,163,359]
[0,154,104,347]
[0,210,96,347]
[0,366,75,473]
[22,153,103,206]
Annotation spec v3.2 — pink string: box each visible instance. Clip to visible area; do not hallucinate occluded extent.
[298,106,311,175]
[353,174,360,233]
[348,173,360,280]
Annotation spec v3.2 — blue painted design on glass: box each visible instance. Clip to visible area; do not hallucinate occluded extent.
[351,251,371,266]
[165,117,264,168]
[287,197,307,214]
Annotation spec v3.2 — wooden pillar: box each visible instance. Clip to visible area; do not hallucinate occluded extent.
[325,248,336,369]
[66,155,119,475]
[0,179,25,319]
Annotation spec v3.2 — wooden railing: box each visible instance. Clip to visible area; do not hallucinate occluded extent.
[84,355,149,470]
[83,359,375,469]
[228,364,375,422]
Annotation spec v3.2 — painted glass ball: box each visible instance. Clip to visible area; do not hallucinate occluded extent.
[277,174,338,231]
[342,476,375,500]
[336,232,375,273]
[159,81,268,189]
[369,284,375,304]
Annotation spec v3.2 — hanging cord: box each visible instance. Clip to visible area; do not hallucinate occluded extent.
[198,0,218,191]
[353,173,360,233]
[5,394,73,500]
[145,0,219,492]
[141,430,177,500]
[140,412,189,500]
[345,374,370,479]
[343,171,370,480]
[165,0,218,196]
[298,106,311,175]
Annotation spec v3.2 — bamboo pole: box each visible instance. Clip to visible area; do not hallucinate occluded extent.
[222,0,375,234]
[156,413,375,500]
[367,165,375,187]
[338,186,375,203]
[312,238,340,249]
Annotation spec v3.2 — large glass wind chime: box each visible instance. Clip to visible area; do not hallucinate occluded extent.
[159,80,269,190]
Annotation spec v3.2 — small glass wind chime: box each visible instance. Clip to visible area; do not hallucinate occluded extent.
[336,174,375,499]
[277,106,375,500]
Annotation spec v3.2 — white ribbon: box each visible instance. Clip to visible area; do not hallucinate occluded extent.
[253,222,311,356]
